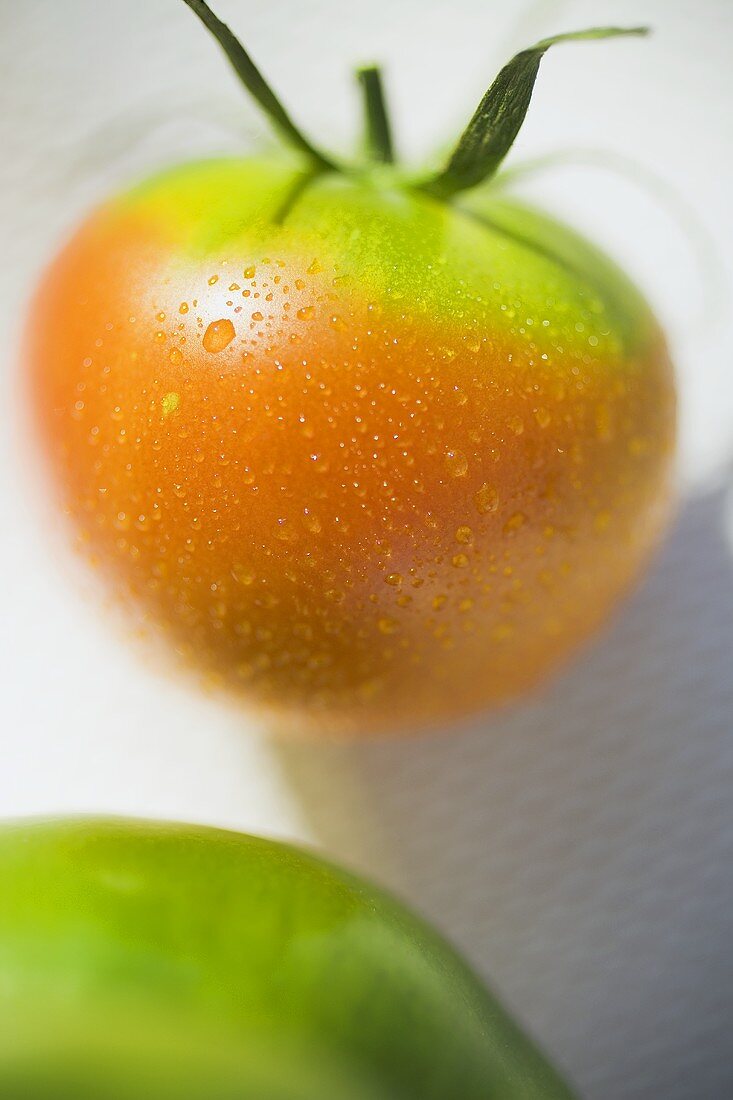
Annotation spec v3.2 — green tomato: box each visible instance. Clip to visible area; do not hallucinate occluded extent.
[0,817,574,1098]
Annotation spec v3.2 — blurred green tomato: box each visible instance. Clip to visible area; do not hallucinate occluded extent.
[0,817,574,1098]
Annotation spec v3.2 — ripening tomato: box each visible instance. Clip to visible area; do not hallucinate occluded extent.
[27,8,674,733]
[0,817,575,1098]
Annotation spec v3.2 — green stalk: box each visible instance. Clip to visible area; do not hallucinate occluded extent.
[356,65,395,164]
[182,0,336,172]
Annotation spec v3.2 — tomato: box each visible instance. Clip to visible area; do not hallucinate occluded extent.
[27,10,674,733]
[0,817,575,1098]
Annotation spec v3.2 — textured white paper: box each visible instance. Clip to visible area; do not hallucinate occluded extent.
[1,2,731,1097]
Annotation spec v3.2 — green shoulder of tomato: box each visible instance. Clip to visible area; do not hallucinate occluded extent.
[0,817,576,1099]
[118,153,659,364]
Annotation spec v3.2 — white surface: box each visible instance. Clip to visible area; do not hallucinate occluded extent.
[1,1,732,1097]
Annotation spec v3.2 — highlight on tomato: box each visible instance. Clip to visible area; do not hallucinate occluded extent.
[0,816,576,1098]
[27,2,675,733]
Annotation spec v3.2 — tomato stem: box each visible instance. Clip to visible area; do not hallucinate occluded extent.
[419,26,649,200]
[181,0,336,173]
[356,66,395,165]
[181,4,649,206]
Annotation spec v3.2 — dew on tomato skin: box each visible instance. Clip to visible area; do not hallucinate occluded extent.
[595,403,614,442]
[297,306,315,321]
[503,513,527,536]
[208,275,219,286]
[203,319,236,353]
[161,392,180,417]
[475,484,499,514]
[378,617,398,635]
[455,526,473,544]
[275,518,297,542]
[444,449,468,478]
[303,511,321,534]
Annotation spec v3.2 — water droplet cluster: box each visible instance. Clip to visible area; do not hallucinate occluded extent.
[31,167,675,732]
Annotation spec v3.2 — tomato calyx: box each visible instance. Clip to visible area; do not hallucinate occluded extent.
[185,3,649,201]
[181,0,337,174]
[418,27,648,199]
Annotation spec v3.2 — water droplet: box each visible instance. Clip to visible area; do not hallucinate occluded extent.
[445,449,468,478]
[455,525,473,544]
[208,274,219,286]
[378,617,398,635]
[307,258,322,274]
[161,392,180,416]
[275,518,297,542]
[508,415,524,436]
[297,306,314,321]
[475,484,499,514]
[595,403,613,442]
[243,264,256,279]
[168,347,183,365]
[534,407,551,429]
[203,318,236,353]
[232,565,255,586]
[452,553,469,568]
[179,302,189,314]
[503,512,526,535]
[251,311,264,322]
[385,573,403,586]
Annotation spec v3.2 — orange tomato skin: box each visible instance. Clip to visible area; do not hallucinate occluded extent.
[28,158,675,734]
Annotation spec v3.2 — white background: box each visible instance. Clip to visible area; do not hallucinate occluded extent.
[1,1,732,1097]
